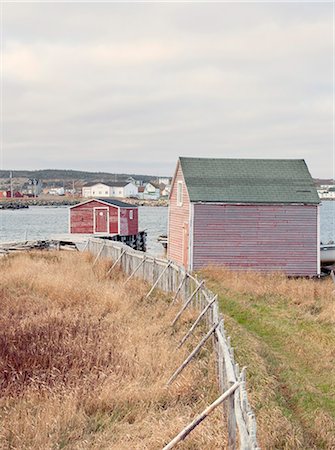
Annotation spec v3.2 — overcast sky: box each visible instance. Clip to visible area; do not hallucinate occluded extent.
[1,2,333,177]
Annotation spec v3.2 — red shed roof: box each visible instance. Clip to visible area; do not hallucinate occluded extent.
[70,198,137,209]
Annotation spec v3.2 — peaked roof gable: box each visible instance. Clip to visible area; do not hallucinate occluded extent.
[70,198,136,209]
[83,181,132,188]
[83,182,114,188]
[111,181,133,187]
[179,157,320,204]
[97,198,136,207]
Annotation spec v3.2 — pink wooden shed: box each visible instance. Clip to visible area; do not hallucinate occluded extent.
[168,157,320,276]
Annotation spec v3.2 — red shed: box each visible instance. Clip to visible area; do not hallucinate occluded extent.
[69,198,138,236]
[168,157,321,276]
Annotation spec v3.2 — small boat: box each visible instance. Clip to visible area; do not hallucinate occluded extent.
[320,243,335,264]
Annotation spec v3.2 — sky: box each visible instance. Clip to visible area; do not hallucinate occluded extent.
[1,2,334,178]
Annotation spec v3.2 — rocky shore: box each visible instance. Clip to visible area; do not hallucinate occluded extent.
[0,196,168,209]
[0,202,30,210]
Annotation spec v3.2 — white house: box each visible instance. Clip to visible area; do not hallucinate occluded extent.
[82,183,112,198]
[158,177,172,186]
[160,184,171,197]
[138,182,160,200]
[110,182,138,198]
[48,187,65,196]
[317,186,335,199]
[82,182,138,199]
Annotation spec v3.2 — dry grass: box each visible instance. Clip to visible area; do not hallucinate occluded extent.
[201,267,335,450]
[0,252,225,449]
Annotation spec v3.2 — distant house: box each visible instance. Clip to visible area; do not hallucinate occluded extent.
[126,176,136,184]
[158,177,172,186]
[82,182,138,199]
[160,184,171,198]
[111,182,138,198]
[82,183,112,198]
[137,186,145,198]
[70,198,138,236]
[65,188,76,196]
[0,190,23,198]
[140,182,160,200]
[317,185,335,199]
[21,179,43,196]
[48,187,65,196]
[126,176,146,187]
[168,157,320,276]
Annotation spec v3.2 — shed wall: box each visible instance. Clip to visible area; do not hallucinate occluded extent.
[119,208,139,235]
[192,203,319,276]
[168,163,191,266]
[70,200,119,234]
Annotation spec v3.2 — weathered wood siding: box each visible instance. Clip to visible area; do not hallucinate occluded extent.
[120,208,139,236]
[70,200,119,234]
[71,202,95,234]
[168,163,190,267]
[192,203,319,276]
[108,205,119,234]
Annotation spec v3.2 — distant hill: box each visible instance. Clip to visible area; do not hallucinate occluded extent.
[0,169,156,183]
[1,170,331,187]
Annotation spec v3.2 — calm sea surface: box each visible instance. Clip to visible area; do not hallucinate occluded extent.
[0,206,169,256]
[0,202,334,255]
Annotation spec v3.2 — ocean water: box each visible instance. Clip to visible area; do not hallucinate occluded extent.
[0,206,169,256]
[0,202,334,255]
[320,201,335,244]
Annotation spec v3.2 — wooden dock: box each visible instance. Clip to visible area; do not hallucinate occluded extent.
[0,231,147,255]
[51,231,147,252]
[0,240,55,255]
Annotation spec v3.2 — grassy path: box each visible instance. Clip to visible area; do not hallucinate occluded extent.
[201,268,335,449]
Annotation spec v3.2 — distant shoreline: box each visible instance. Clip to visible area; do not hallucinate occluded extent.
[0,196,168,208]
[1,196,333,209]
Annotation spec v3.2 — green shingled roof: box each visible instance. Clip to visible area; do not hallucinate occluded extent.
[179,157,320,204]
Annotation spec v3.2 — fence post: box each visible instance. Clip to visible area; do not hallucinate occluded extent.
[124,256,146,285]
[170,273,187,306]
[227,381,237,450]
[162,381,240,450]
[171,281,205,327]
[146,261,172,298]
[183,273,189,302]
[92,242,105,266]
[152,258,156,284]
[178,296,217,348]
[167,321,221,386]
[83,238,258,449]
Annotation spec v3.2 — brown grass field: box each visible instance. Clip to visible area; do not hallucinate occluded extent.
[201,267,335,450]
[2,251,334,449]
[0,252,225,449]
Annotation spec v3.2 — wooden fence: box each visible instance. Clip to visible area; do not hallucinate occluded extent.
[86,237,260,450]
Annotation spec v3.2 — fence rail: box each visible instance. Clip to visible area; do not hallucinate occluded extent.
[85,237,260,450]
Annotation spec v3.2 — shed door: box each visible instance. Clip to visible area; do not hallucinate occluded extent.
[182,222,189,268]
[94,208,108,233]
[109,207,119,234]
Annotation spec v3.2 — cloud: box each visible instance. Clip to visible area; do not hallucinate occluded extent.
[2,2,333,177]
[4,43,44,83]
